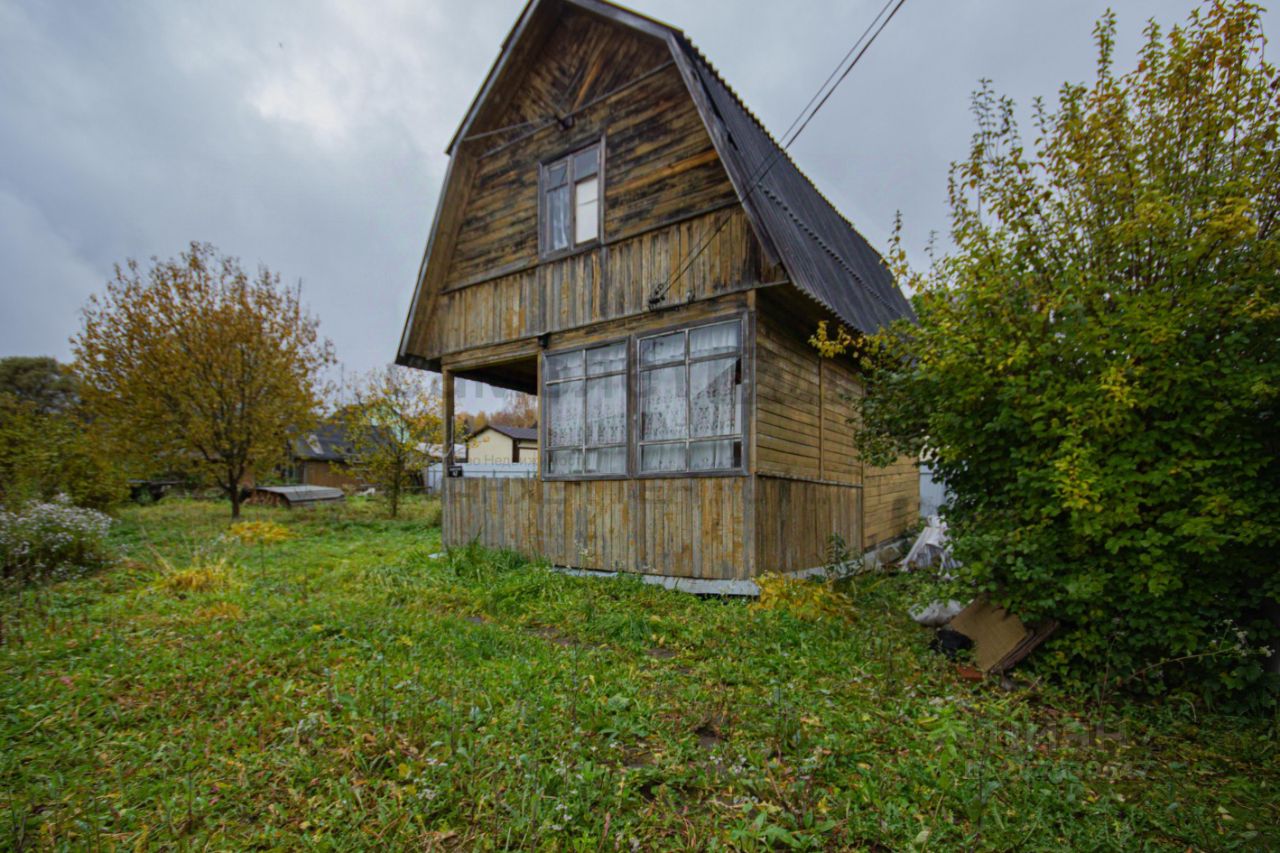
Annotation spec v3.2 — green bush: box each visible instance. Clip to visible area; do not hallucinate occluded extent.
[0,394,126,511]
[832,2,1279,704]
[0,498,115,586]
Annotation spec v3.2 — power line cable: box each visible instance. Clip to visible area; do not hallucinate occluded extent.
[649,0,908,307]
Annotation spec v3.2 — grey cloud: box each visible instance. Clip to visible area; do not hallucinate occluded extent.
[2,0,1270,405]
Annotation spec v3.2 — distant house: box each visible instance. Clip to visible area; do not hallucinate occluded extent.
[468,424,538,464]
[287,424,361,489]
[395,0,920,586]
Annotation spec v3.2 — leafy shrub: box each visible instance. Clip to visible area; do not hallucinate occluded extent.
[0,394,126,511]
[753,574,854,623]
[227,520,292,545]
[0,498,114,585]
[827,2,1280,703]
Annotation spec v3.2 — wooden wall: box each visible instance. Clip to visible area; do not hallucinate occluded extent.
[444,476,747,580]
[862,456,920,550]
[754,311,861,485]
[423,208,765,359]
[444,18,737,287]
[753,308,918,558]
[754,478,861,574]
[300,461,359,490]
[401,6,788,365]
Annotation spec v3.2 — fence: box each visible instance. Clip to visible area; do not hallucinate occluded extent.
[423,462,537,494]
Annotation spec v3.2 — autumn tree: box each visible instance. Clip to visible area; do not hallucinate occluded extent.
[73,243,333,518]
[818,1,1280,701]
[488,391,538,429]
[343,365,443,518]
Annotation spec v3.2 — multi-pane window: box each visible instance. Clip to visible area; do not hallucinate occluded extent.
[541,142,601,255]
[637,320,743,473]
[541,319,745,479]
[543,341,627,476]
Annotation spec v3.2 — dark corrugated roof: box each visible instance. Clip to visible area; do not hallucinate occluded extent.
[671,36,915,334]
[290,423,353,462]
[481,424,539,442]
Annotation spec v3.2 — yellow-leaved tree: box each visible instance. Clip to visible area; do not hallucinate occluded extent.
[342,365,443,518]
[72,242,334,518]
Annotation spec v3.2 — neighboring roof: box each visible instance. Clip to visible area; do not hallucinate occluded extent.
[253,485,345,506]
[290,423,353,462]
[473,423,539,442]
[398,0,914,366]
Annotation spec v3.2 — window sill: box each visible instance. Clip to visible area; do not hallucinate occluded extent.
[538,239,602,264]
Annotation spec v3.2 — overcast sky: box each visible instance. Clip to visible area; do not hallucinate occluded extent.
[2,0,1271,408]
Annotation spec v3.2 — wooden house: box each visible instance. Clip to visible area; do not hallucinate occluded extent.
[468,423,540,464]
[287,424,362,490]
[397,0,919,588]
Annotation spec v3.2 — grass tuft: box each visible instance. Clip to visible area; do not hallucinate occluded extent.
[753,572,856,623]
[154,554,236,592]
[227,520,292,545]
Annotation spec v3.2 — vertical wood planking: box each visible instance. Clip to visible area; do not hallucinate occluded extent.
[440,477,746,578]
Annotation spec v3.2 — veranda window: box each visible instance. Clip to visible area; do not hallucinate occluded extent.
[541,142,601,255]
[637,320,743,473]
[543,341,627,476]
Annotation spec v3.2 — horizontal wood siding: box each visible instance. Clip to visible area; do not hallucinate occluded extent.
[755,317,822,479]
[754,312,865,485]
[862,456,920,550]
[754,477,861,574]
[820,358,862,484]
[443,476,746,580]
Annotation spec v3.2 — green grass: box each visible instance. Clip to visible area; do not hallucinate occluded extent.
[1,499,1275,850]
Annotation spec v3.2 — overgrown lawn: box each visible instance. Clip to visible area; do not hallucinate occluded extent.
[1,499,1275,850]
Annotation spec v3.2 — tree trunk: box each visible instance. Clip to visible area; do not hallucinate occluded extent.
[228,467,243,519]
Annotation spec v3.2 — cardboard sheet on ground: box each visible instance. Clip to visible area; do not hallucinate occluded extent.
[948,599,1059,673]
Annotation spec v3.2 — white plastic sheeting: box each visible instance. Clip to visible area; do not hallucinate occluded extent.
[902,515,964,627]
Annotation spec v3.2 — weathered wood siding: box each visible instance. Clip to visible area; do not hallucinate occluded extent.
[424,208,764,359]
[753,312,861,484]
[862,456,919,549]
[402,8,773,364]
[445,14,738,284]
[753,309,918,559]
[444,476,747,580]
[754,478,861,574]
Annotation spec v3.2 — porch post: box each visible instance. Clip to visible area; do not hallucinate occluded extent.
[442,368,455,542]
[442,369,455,469]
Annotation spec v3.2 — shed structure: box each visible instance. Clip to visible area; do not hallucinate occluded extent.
[398,0,919,582]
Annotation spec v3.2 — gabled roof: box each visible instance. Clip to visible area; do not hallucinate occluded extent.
[290,422,353,462]
[398,0,913,366]
[671,37,915,331]
[473,423,539,442]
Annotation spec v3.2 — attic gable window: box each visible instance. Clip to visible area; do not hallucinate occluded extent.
[541,142,601,255]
